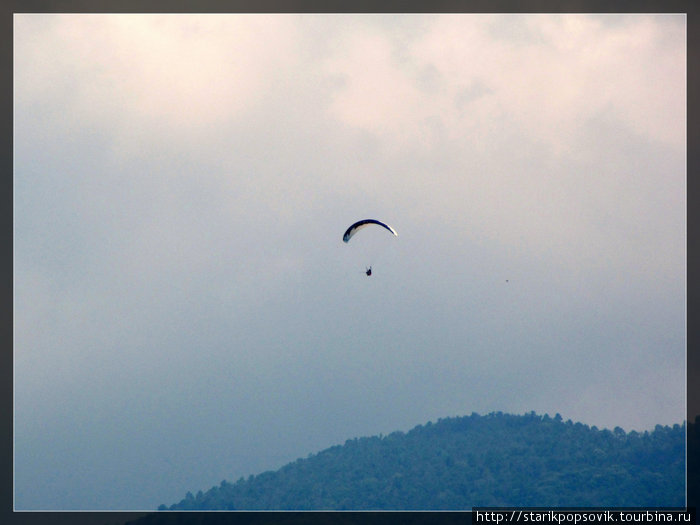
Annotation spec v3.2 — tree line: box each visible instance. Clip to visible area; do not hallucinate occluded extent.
[160,411,685,510]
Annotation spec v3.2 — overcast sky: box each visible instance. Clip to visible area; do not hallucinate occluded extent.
[14,13,686,511]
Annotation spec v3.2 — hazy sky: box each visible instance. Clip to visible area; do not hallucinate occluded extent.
[14,13,686,511]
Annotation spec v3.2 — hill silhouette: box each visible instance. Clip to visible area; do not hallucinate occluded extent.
[160,412,684,510]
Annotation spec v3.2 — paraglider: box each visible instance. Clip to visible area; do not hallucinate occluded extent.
[343,219,397,276]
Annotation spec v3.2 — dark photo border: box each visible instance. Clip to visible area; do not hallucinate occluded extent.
[3,1,695,524]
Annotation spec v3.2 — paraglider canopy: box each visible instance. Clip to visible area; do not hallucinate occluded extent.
[342,219,398,243]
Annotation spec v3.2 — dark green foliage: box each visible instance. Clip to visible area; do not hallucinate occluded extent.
[161,412,685,510]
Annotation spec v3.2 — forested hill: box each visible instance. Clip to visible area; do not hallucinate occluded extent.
[160,412,685,510]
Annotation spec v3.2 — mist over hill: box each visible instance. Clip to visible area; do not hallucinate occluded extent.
[160,412,685,510]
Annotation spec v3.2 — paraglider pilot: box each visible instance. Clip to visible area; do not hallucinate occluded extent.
[365,266,372,276]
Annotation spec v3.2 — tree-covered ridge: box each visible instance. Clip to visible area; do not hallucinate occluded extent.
[161,412,685,510]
